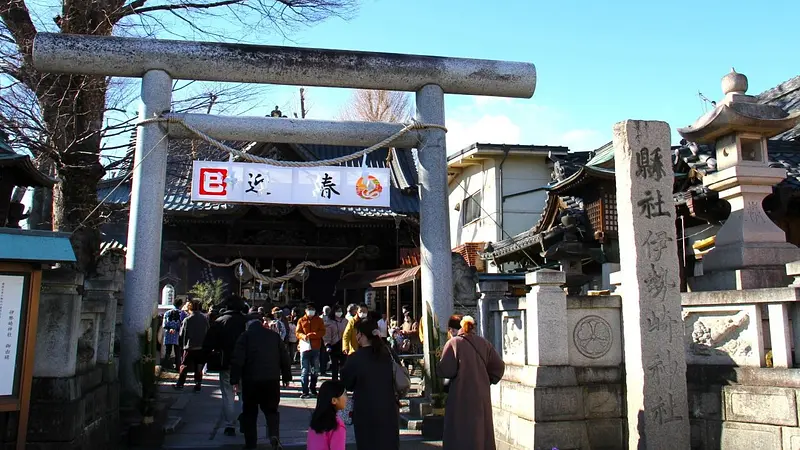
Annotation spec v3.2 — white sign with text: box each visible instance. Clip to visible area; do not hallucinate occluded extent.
[191,161,391,208]
[0,275,24,397]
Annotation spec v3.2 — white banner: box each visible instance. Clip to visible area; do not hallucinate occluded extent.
[191,161,391,208]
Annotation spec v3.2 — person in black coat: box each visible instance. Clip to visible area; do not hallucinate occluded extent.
[203,295,249,436]
[231,320,292,450]
[341,319,400,450]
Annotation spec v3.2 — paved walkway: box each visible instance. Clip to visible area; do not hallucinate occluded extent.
[159,368,436,449]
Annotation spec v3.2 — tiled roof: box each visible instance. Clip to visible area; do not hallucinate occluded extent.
[98,138,250,212]
[0,153,56,188]
[758,75,800,141]
[99,136,420,218]
[484,139,800,261]
[671,140,800,191]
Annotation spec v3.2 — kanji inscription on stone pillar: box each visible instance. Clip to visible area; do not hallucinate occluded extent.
[614,120,689,449]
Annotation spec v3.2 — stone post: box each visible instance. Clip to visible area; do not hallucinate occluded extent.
[121,69,172,399]
[415,84,454,388]
[613,120,689,448]
[525,269,568,366]
[609,270,623,294]
[767,303,793,368]
[34,268,83,377]
[788,260,800,287]
[476,280,507,340]
[787,261,800,364]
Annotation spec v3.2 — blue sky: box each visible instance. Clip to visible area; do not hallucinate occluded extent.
[118,0,799,155]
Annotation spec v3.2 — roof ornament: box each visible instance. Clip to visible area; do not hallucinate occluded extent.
[721,68,748,96]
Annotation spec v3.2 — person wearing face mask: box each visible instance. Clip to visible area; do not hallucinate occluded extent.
[296,303,327,398]
[342,304,369,356]
[324,305,348,381]
[319,305,332,376]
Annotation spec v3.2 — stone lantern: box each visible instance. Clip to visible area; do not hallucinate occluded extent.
[678,69,800,289]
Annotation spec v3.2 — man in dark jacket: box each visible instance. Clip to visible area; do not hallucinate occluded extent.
[231,320,292,450]
[176,300,209,392]
[203,295,249,436]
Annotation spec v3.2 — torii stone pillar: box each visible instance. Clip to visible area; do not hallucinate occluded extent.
[31,33,537,398]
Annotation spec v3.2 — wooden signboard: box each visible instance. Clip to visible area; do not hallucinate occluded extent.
[0,262,41,449]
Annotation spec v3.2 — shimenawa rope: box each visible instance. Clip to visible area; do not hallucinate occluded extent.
[182,243,364,284]
[139,114,447,167]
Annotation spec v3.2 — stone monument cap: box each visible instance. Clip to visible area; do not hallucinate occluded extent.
[525,268,566,286]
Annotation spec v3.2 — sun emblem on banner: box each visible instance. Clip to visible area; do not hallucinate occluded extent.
[356,175,383,200]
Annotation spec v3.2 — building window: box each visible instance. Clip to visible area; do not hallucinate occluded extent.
[462,192,482,224]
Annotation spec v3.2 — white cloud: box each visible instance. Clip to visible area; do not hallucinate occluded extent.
[558,129,607,153]
[444,98,607,153]
[446,114,521,154]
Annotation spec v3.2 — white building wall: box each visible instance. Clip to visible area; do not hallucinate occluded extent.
[448,160,498,249]
[498,155,552,239]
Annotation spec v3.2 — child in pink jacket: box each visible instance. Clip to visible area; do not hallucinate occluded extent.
[307,380,347,450]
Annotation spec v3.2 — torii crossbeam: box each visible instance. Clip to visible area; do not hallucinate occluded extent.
[32,33,537,398]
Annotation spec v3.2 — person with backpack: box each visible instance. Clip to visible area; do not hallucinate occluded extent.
[266,307,287,341]
[163,309,182,370]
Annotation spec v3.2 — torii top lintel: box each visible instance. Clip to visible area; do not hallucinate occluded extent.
[31,33,537,98]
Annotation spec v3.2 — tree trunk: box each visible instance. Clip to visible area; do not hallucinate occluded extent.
[39,73,108,272]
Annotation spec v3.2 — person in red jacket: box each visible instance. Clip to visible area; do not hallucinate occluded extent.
[296,303,327,398]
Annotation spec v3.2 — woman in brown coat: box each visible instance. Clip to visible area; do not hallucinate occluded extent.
[437,315,505,450]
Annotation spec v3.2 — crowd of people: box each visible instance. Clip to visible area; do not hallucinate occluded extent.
[159,295,506,450]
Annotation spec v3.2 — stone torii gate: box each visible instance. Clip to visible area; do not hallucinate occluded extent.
[31,33,537,397]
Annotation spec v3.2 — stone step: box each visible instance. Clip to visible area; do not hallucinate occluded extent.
[163,416,183,434]
[400,413,424,431]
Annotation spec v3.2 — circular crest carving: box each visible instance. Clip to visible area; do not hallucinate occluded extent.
[573,315,613,359]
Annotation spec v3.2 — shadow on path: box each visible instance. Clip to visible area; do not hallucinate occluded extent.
[157,368,433,449]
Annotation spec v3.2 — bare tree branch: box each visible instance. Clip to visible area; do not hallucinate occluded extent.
[114,0,240,20]
[340,89,411,123]
[0,0,357,270]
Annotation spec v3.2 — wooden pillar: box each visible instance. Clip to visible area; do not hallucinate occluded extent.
[412,278,418,319]
[396,284,402,322]
[385,286,390,321]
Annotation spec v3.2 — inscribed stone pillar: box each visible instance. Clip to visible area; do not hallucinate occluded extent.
[613,120,689,448]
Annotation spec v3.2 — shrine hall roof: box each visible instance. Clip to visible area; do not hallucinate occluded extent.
[99,137,420,219]
[757,74,800,141]
[482,139,800,262]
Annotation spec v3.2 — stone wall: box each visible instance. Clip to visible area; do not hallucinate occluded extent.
[18,250,124,449]
[482,270,625,450]
[686,365,800,450]
[491,366,625,450]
